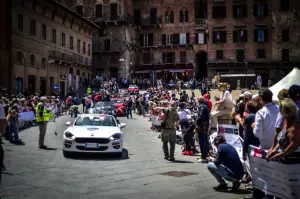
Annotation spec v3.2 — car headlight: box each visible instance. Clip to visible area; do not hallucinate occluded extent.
[64,131,75,140]
[110,133,122,140]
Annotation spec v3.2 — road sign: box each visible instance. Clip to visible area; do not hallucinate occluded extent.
[53,84,59,90]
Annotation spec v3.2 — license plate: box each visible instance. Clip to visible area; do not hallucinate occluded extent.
[85,143,99,148]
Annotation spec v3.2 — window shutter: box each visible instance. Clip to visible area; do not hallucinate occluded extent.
[253,5,258,16]
[264,29,268,41]
[140,34,144,47]
[204,33,208,44]
[198,33,205,44]
[233,30,237,42]
[185,10,189,22]
[179,11,183,22]
[149,33,153,46]
[244,5,248,17]
[264,4,268,16]
[254,30,258,42]
[222,31,227,43]
[174,33,180,44]
[162,34,166,45]
[213,32,216,43]
[233,5,237,17]
[186,33,190,44]
[195,33,198,44]
[244,30,248,42]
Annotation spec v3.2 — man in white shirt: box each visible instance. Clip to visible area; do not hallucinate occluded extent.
[253,89,279,149]
[177,103,191,121]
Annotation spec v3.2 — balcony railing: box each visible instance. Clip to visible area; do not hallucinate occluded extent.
[141,57,194,65]
[195,18,208,29]
[87,14,133,22]
[139,16,162,26]
[48,51,91,66]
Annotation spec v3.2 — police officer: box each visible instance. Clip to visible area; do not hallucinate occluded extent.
[36,97,56,149]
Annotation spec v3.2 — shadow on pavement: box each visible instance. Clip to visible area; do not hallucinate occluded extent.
[231,189,252,195]
[169,160,194,163]
[65,148,129,161]
[40,147,57,150]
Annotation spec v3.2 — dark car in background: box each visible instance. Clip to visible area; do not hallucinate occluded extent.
[86,101,117,118]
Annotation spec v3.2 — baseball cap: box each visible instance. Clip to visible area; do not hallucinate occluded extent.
[288,85,300,99]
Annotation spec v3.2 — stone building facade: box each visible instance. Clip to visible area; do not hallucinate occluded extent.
[0,0,12,92]
[11,0,98,96]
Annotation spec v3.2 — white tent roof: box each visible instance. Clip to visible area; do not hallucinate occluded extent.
[268,68,300,101]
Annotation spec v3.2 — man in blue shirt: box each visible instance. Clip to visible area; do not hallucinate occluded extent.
[207,135,244,191]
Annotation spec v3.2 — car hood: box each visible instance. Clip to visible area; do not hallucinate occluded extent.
[67,126,121,138]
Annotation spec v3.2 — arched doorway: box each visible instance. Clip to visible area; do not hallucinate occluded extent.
[76,69,80,90]
[68,67,73,88]
[196,51,207,80]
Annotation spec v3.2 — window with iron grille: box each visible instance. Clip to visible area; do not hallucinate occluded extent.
[213,31,227,43]
[233,30,247,42]
[212,6,226,18]
[282,49,289,61]
[257,49,266,59]
[253,4,268,17]
[216,50,224,60]
[233,5,247,18]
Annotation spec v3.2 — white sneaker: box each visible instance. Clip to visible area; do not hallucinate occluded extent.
[197,158,208,163]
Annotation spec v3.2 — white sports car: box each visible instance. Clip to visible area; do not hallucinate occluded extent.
[62,114,126,158]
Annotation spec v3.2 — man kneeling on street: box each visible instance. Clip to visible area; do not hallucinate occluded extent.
[207,135,244,191]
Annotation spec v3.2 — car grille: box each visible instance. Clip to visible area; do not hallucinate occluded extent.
[76,146,108,151]
[75,138,110,144]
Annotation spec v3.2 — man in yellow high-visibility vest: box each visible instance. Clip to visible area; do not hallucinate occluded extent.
[87,87,91,95]
[36,97,56,149]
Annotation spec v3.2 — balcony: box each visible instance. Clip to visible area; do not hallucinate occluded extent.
[48,51,73,63]
[88,14,133,24]
[141,57,194,65]
[195,18,208,30]
[139,16,162,27]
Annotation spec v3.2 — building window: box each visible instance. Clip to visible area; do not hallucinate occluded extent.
[180,51,186,63]
[103,39,110,51]
[95,4,103,18]
[18,14,23,31]
[17,51,24,64]
[212,6,226,18]
[216,50,224,60]
[213,31,227,43]
[233,30,247,42]
[143,52,150,64]
[282,29,289,42]
[30,19,36,36]
[76,5,83,15]
[30,54,35,66]
[166,34,173,45]
[77,39,80,53]
[61,33,65,46]
[140,34,153,47]
[254,29,268,42]
[233,5,247,18]
[180,10,188,23]
[280,0,289,11]
[41,24,47,40]
[150,8,157,24]
[179,33,189,44]
[52,29,56,43]
[162,52,175,63]
[88,44,91,56]
[253,4,268,17]
[83,42,86,54]
[236,49,245,62]
[196,32,207,44]
[282,49,290,61]
[257,49,266,59]
[41,58,46,68]
[70,36,73,49]
[165,10,174,24]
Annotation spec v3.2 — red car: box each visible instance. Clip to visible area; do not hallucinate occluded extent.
[111,98,126,116]
[128,85,139,93]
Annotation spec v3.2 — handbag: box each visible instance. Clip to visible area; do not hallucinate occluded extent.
[161,109,169,129]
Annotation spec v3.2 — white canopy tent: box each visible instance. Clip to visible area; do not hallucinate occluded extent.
[263,67,300,101]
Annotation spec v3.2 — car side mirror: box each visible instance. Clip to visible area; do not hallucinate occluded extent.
[120,123,126,128]
[65,121,71,126]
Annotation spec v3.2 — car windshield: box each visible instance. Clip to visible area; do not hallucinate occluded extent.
[74,115,117,127]
[95,102,112,108]
[111,99,123,104]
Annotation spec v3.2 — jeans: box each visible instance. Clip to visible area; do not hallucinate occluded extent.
[126,107,132,119]
[8,122,19,141]
[198,131,209,159]
[207,162,239,185]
